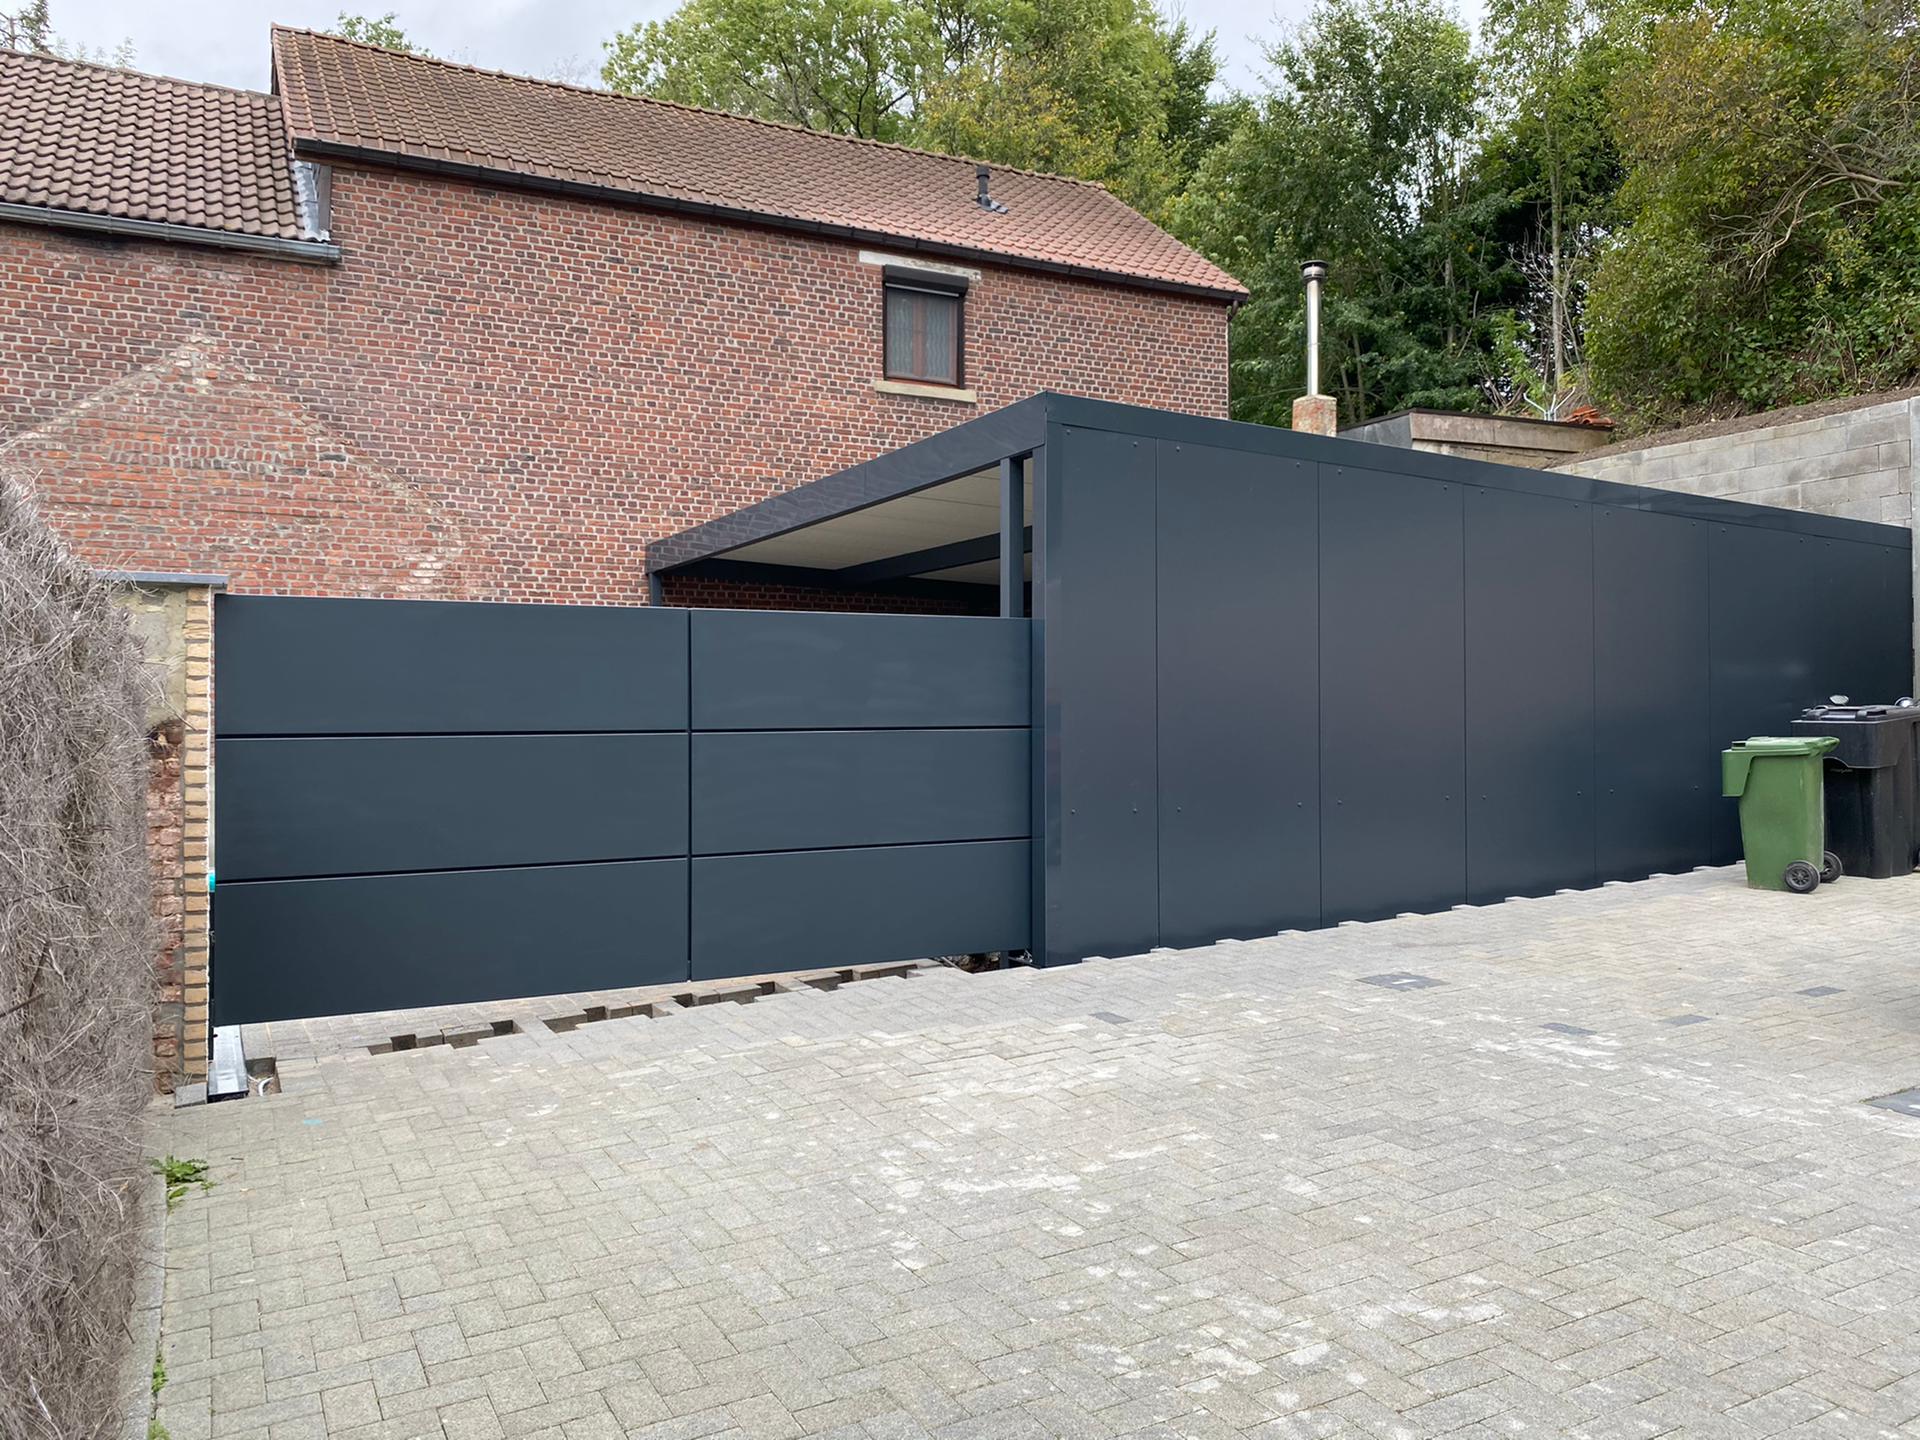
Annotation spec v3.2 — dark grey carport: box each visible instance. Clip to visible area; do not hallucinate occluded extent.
[648,392,1915,968]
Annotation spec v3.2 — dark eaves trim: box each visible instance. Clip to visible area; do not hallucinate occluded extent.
[292,139,1245,303]
[0,201,342,264]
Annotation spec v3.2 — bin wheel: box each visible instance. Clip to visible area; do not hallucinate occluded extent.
[1821,851,1843,885]
[1783,860,1821,893]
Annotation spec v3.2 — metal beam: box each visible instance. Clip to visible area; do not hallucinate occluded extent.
[833,526,1032,587]
[645,397,1050,575]
[662,557,994,609]
[1000,455,1026,618]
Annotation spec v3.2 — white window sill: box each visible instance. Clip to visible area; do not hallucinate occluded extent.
[874,378,978,404]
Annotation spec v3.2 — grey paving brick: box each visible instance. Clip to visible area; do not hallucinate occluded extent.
[155,869,1920,1440]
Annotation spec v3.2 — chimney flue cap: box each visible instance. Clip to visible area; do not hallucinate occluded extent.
[975,164,1008,213]
[1301,260,1329,282]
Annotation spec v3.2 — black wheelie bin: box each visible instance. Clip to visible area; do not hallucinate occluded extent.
[1791,699,1920,879]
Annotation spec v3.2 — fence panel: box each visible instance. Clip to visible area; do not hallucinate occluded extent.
[213,599,1031,1024]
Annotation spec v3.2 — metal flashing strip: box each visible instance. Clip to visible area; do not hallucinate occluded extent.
[207,1025,248,1099]
[98,569,230,589]
[0,200,342,264]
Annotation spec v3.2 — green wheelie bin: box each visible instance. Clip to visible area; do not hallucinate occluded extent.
[1722,736,1842,892]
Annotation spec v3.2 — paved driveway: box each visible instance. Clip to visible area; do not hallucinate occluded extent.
[155,870,1920,1440]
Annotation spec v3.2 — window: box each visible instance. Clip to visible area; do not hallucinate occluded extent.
[884,275,964,386]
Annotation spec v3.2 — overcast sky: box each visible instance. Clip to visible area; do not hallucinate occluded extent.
[50,0,1296,95]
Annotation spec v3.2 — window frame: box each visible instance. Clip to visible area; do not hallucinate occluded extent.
[881,268,967,389]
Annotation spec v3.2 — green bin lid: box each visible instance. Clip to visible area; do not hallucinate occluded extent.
[1722,734,1840,794]
[1729,735,1838,755]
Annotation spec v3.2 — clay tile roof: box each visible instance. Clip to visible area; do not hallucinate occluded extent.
[0,48,309,240]
[270,27,1245,300]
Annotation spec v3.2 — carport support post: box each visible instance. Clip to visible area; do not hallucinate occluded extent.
[1000,455,1025,618]
[1025,442,1048,966]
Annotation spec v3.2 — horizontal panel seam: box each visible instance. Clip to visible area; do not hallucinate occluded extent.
[221,836,1034,885]
[214,728,689,740]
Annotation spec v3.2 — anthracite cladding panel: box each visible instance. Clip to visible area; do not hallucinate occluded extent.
[690,728,1028,855]
[1042,426,1160,961]
[211,398,1918,1020]
[1155,441,1320,945]
[215,594,688,736]
[212,595,1035,1023]
[1593,507,1712,881]
[217,733,691,881]
[210,859,689,1025]
[1319,463,1467,922]
[690,610,1028,730]
[690,840,1030,979]
[1464,485,1596,902]
[1707,524,1913,861]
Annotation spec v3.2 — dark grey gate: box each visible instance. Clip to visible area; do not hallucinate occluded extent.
[212,599,1030,1024]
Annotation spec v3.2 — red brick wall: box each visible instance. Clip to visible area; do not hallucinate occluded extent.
[0,163,1230,605]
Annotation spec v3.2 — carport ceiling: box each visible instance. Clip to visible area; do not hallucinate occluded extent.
[702,466,1032,582]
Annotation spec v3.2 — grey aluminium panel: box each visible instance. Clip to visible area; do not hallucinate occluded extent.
[1155,440,1319,944]
[215,595,688,736]
[1319,463,1467,922]
[690,728,1028,855]
[1800,535,1912,711]
[1707,525,1913,862]
[1039,424,1160,962]
[1594,507,1712,880]
[1464,486,1596,902]
[690,840,1029,979]
[690,611,1028,729]
[216,733,690,881]
[1708,524,1823,862]
[211,858,689,1024]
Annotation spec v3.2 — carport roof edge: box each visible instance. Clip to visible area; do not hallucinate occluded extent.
[645,392,1912,583]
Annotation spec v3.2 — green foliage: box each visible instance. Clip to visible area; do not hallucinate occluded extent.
[602,0,1920,427]
[151,1349,166,1397]
[332,12,425,54]
[1585,0,1920,423]
[601,0,930,138]
[150,1155,211,1211]
[0,2,51,50]
[1172,0,1503,424]
[1476,0,1625,397]
[2,1,135,64]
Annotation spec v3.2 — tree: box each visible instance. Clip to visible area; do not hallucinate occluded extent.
[332,12,426,54]
[602,0,940,140]
[1171,0,1501,425]
[0,2,50,50]
[1477,0,1624,400]
[601,0,1228,217]
[914,0,1197,216]
[1586,0,1920,423]
[2,1,134,64]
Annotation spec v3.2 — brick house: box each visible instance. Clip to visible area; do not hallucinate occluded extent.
[0,31,1242,1086]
